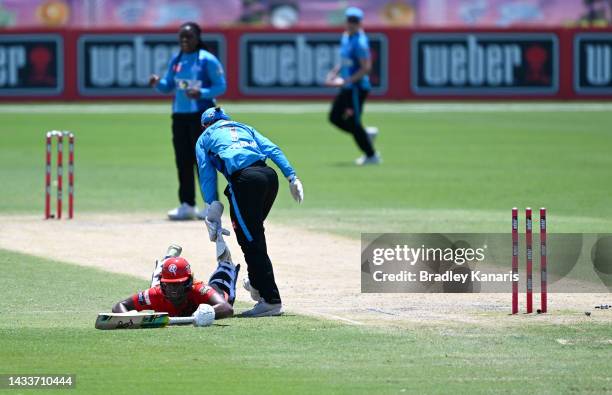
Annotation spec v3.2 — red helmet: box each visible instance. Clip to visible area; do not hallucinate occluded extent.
[160,257,192,283]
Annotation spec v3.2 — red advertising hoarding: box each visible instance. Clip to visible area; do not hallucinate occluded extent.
[0,27,611,101]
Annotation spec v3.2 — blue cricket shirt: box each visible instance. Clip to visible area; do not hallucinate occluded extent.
[339,30,371,90]
[157,49,226,113]
[196,120,296,204]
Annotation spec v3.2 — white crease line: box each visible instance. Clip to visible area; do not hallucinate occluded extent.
[367,308,397,316]
[8,308,369,326]
[304,310,366,326]
[3,311,99,314]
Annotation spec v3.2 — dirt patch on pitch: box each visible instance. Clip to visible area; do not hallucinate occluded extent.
[0,213,608,327]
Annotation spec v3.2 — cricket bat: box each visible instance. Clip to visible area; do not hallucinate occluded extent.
[95,312,193,330]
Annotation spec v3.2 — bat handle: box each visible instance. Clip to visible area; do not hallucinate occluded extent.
[168,316,194,326]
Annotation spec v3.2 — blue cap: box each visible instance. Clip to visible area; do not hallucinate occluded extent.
[345,7,364,20]
[201,107,230,127]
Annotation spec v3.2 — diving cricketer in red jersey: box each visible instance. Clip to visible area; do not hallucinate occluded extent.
[112,244,238,319]
[130,271,223,317]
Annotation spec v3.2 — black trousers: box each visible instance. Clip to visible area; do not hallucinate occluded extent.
[224,162,281,304]
[171,112,204,206]
[328,86,375,157]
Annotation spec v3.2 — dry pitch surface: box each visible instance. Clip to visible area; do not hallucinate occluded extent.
[1,213,608,327]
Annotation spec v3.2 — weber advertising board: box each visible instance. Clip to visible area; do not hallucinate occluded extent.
[239,32,388,95]
[411,33,559,95]
[574,33,612,95]
[77,33,225,96]
[0,34,63,95]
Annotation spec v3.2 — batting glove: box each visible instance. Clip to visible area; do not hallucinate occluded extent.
[288,175,304,204]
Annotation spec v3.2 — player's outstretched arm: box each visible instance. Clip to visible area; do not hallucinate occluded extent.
[207,291,233,319]
[112,297,136,313]
[249,127,304,203]
[195,137,219,205]
[249,127,294,176]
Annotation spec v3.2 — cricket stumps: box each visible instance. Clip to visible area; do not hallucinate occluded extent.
[511,207,547,314]
[45,130,75,219]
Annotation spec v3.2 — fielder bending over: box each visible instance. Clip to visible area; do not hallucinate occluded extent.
[197,107,304,318]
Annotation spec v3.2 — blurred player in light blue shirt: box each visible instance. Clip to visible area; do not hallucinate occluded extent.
[196,107,303,318]
[326,7,380,165]
[149,22,226,220]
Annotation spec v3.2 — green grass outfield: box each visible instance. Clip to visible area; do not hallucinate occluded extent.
[1,103,612,393]
[2,103,612,236]
[1,249,611,394]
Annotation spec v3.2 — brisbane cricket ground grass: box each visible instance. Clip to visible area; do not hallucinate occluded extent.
[1,249,611,394]
[2,103,612,235]
[1,103,612,393]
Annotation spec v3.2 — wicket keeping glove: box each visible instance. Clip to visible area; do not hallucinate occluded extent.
[288,175,304,204]
[204,201,230,242]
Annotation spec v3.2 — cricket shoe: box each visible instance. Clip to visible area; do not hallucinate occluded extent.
[167,203,197,220]
[151,244,182,287]
[240,301,283,318]
[196,208,207,220]
[243,278,262,302]
[355,152,382,166]
[366,126,379,144]
[165,244,182,258]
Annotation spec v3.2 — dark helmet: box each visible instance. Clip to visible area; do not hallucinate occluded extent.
[201,106,231,130]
